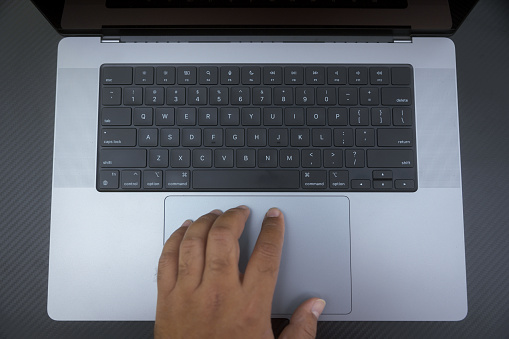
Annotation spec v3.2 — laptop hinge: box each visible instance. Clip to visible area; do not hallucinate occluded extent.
[393,36,413,43]
[102,35,412,44]
[101,36,121,43]
[110,36,402,43]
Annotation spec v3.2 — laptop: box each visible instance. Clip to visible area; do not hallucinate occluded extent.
[33,0,474,321]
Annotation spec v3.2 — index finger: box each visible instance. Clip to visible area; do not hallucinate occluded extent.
[243,208,285,301]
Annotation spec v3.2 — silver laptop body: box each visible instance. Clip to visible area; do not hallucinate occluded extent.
[39,0,469,321]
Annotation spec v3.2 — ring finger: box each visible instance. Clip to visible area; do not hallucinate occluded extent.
[177,209,223,289]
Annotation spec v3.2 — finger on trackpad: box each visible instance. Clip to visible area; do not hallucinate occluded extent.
[164,194,352,317]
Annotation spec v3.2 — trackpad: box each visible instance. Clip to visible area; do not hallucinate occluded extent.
[164,194,351,316]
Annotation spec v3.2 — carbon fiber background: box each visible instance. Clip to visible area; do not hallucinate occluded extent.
[1,0,508,338]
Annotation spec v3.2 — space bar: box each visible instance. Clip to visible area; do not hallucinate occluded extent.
[193,170,300,189]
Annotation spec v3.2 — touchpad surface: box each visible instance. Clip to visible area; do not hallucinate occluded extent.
[164,194,351,316]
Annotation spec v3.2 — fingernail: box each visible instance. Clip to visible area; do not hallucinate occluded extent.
[237,205,249,210]
[266,207,281,218]
[181,219,193,227]
[311,299,326,319]
[210,209,223,216]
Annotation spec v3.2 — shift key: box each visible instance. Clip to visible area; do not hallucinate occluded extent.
[100,149,146,168]
[367,149,414,168]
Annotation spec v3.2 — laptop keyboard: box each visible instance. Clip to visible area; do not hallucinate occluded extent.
[98,64,416,192]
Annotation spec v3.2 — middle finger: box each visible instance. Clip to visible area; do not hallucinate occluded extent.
[202,205,250,286]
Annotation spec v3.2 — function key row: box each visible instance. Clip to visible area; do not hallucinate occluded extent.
[102,65,411,86]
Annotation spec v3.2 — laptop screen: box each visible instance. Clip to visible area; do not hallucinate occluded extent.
[32,0,478,37]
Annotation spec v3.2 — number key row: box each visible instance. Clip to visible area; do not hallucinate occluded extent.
[102,86,412,106]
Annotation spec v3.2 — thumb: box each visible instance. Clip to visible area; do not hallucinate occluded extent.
[278,298,325,339]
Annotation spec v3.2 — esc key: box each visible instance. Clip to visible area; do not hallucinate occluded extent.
[102,66,133,85]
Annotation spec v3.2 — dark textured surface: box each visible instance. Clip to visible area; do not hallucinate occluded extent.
[1,0,508,338]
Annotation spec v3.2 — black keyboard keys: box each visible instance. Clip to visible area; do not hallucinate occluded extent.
[98,63,416,192]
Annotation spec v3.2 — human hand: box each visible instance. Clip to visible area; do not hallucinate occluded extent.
[155,205,325,339]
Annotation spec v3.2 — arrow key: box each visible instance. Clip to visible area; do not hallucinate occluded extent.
[395,179,415,190]
[373,170,393,180]
[351,179,371,189]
